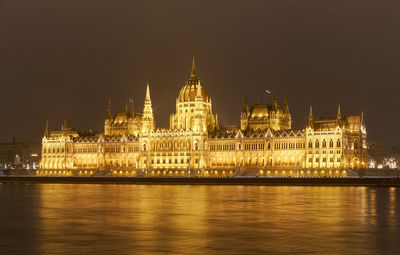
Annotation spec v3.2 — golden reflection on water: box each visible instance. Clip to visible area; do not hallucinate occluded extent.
[1,184,399,254]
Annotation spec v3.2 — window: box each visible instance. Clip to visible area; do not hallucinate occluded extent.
[337,139,341,148]
[308,141,312,148]
[322,140,326,148]
[315,140,320,148]
[329,140,334,148]
[354,140,359,149]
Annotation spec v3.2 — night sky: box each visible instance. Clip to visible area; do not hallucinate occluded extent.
[0,0,399,150]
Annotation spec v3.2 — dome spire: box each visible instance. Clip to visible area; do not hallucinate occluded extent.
[190,56,197,80]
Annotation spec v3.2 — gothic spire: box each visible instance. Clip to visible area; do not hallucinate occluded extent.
[44,120,49,137]
[284,96,289,113]
[142,82,155,133]
[107,97,112,120]
[308,105,313,128]
[337,104,341,119]
[242,96,249,113]
[190,56,197,80]
[196,81,202,98]
[272,95,278,109]
[130,97,135,117]
[145,82,151,102]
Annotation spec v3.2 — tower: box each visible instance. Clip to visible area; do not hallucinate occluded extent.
[308,105,313,129]
[170,58,218,132]
[104,98,113,135]
[284,96,289,114]
[240,96,249,131]
[142,82,155,133]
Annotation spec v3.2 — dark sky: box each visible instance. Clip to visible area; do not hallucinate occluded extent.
[0,0,399,150]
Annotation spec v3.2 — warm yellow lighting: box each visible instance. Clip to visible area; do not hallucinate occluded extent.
[39,59,367,176]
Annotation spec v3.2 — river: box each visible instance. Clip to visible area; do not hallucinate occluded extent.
[0,184,399,254]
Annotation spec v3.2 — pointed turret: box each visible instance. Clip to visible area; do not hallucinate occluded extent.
[129,97,135,117]
[63,120,67,130]
[142,82,155,133]
[337,104,341,119]
[107,98,113,120]
[361,111,365,127]
[242,96,249,114]
[308,105,314,128]
[145,82,151,102]
[44,120,49,138]
[125,100,129,112]
[190,56,197,80]
[272,95,278,110]
[284,96,289,114]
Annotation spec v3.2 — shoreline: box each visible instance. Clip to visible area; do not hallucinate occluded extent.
[1,176,400,187]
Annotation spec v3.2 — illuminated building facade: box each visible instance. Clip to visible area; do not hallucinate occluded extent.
[39,59,368,177]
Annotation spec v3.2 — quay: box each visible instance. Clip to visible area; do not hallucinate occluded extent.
[1,176,400,187]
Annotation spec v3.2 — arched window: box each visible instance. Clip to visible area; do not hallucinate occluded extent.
[268,143,271,150]
[143,144,147,151]
[194,143,198,150]
[315,140,320,148]
[322,140,326,148]
[329,139,334,148]
[308,141,312,148]
[354,140,358,149]
[337,139,341,148]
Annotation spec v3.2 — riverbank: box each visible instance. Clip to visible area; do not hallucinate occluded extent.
[1,176,400,186]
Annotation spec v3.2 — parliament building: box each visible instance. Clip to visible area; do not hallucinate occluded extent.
[39,59,368,177]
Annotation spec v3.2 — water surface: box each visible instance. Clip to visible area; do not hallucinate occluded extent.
[0,184,399,254]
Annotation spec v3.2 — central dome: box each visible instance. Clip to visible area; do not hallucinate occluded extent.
[178,81,209,102]
[177,57,209,102]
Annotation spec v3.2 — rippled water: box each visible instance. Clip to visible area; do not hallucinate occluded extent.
[0,184,399,255]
